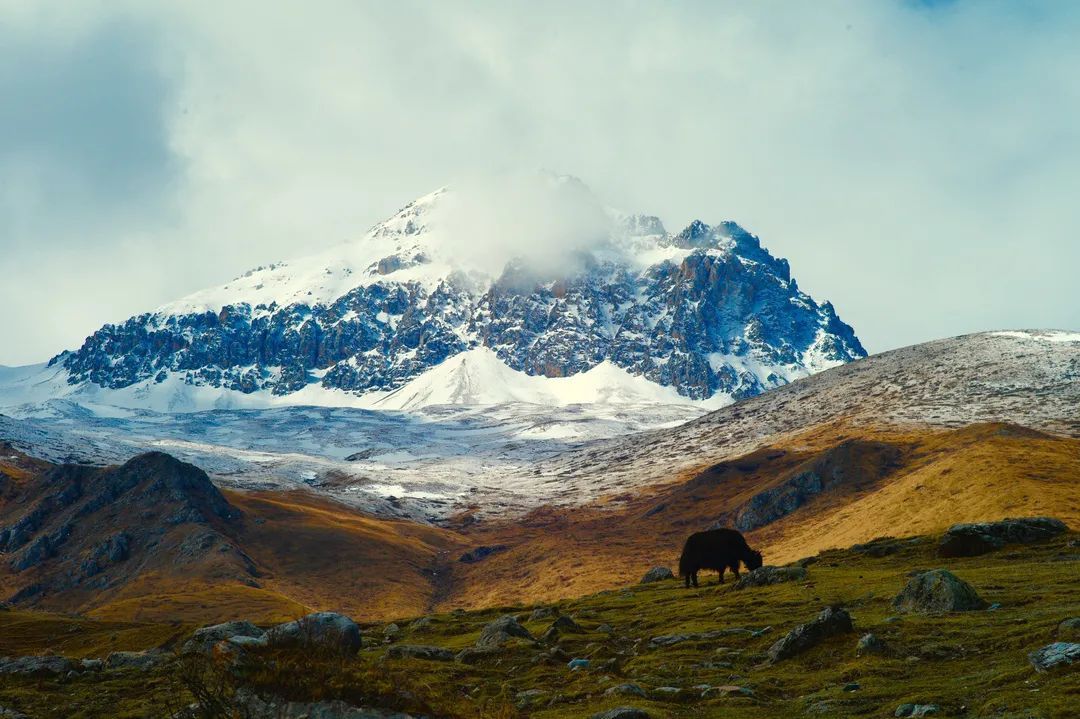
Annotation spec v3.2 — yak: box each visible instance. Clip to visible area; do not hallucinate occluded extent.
[679,527,763,588]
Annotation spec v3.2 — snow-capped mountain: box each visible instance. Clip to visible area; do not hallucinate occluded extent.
[48,176,865,409]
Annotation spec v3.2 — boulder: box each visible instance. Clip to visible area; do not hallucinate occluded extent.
[604,684,646,697]
[734,565,807,589]
[766,607,854,663]
[475,615,534,647]
[892,570,987,614]
[591,708,650,719]
[0,708,29,719]
[0,655,79,677]
[105,649,167,671]
[938,517,1067,558]
[550,615,584,634]
[1055,617,1080,640]
[514,689,547,709]
[265,612,362,655]
[567,657,590,670]
[183,620,265,654]
[1028,642,1080,672]
[383,644,454,662]
[235,689,419,718]
[640,566,675,584]
[529,606,559,621]
[856,633,887,656]
[895,704,940,717]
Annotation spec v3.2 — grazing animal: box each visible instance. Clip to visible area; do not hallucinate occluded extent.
[679,528,763,588]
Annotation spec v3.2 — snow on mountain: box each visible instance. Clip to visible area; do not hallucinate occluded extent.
[47,175,866,408]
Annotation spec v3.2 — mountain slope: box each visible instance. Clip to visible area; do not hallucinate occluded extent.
[46,177,864,408]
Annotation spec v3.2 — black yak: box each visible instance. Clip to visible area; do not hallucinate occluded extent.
[679,528,763,588]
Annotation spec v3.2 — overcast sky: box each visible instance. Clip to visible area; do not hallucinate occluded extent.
[1,1,1077,365]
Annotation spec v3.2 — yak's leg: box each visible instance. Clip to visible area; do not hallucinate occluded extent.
[691,571,699,588]
[731,562,741,581]
[685,572,691,589]
[717,566,725,584]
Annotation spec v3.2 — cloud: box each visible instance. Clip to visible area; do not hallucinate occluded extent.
[0,0,1078,364]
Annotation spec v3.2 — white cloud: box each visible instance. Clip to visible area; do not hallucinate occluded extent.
[1,0,1078,364]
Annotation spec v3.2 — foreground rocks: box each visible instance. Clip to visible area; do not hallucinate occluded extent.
[767,607,854,663]
[590,708,650,719]
[234,690,418,719]
[264,612,362,655]
[1028,642,1080,672]
[734,565,807,589]
[892,569,987,613]
[384,644,454,662]
[640,566,674,584]
[938,517,1067,557]
[476,615,534,647]
[183,620,264,654]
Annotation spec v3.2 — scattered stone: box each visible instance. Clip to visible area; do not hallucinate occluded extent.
[652,686,681,697]
[476,615,534,647]
[235,689,420,718]
[640,566,675,584]
[1028,642,1080,672]
[382,623,400,641]
[1054,617,1080,639]
[105,650,166,672]
[856,633,887,656]
[529,606,559,621]
[649,627,758,648]
[0,708,28,719]
[79,658,104,672]
[597,623,614,633]
[515,689,547,709]
[182,620,264,654]
[701,685,753,698]
[735,565,807,589]
[843,682,861,692]
[938,517,1067,557]
[265,612,362,655]
[893,569,987,614]
[987,602,1002,611]
[408,616,434,631]
[605,683,646,697]
[590,708,650,719]
[0,655,79,677]
[895,703,940,717]
[454,646,500,664]
[384,644,454,662]
[550,615,584,633]
[567,657,590,670]
[766,607,854,663]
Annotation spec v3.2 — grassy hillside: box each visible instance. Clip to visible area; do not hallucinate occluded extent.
[1,528,1076,718]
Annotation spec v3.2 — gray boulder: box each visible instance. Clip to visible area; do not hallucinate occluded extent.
[856,633,887,656]
[235,689,417,718]
[604,684,646,697]
[105,649,167,671]
[734,565,807,589]
[265,612,362,655]
[529,606,559,621]
[895,704,939,717]
[1028,642,1080,672]
[475,615,534,647]
[640,566,675,584]
[0,655,79,677]
[766,607,854,663]
[183,620,265,654]
[893,569,987,614]
[550,615,584,633]
[383,644,454,662]
[591,709,650,719]
[938,517,1067,558]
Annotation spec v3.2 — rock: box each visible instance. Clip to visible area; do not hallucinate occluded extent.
[0,709,28,719]
[0,655,79,677]
[529,606,559,621]
[856,633,887,656]
[234,689,419,718]
[734,565,807,589]
[183,620,265,654]
[597,623,614,633]
[265,612,362,655]
[550,615,584,633]
[605,683,646,697]
[648,627,759,648]
[766,607,854,663]
[895,704,940,717]
[80,658,104,672]
[105,650,166,671]
[454,646,500,664]
[383,644,454,662]
[701,685,753,698]
[382,623,400,641]
[843,682,861,692]
[640,566,675,584]
[938,517,1067,558]
[1054,617,1080,639]
[892,569,987,614]
[591,709,650,719]
[476,615,534,647]
[514,689,547,709]
[567,657,590,670]
[1028,642,1080,672]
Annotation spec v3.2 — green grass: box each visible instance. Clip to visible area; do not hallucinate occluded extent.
[1,532,1077,718]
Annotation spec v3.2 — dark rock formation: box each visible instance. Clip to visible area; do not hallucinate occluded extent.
[476,615,534,647]
[938,517,1068,558]
[766,607,854,663]
[265,612,362,655]
[734,565,807,589]
[639,566,675,584]
[892,569,987,614]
